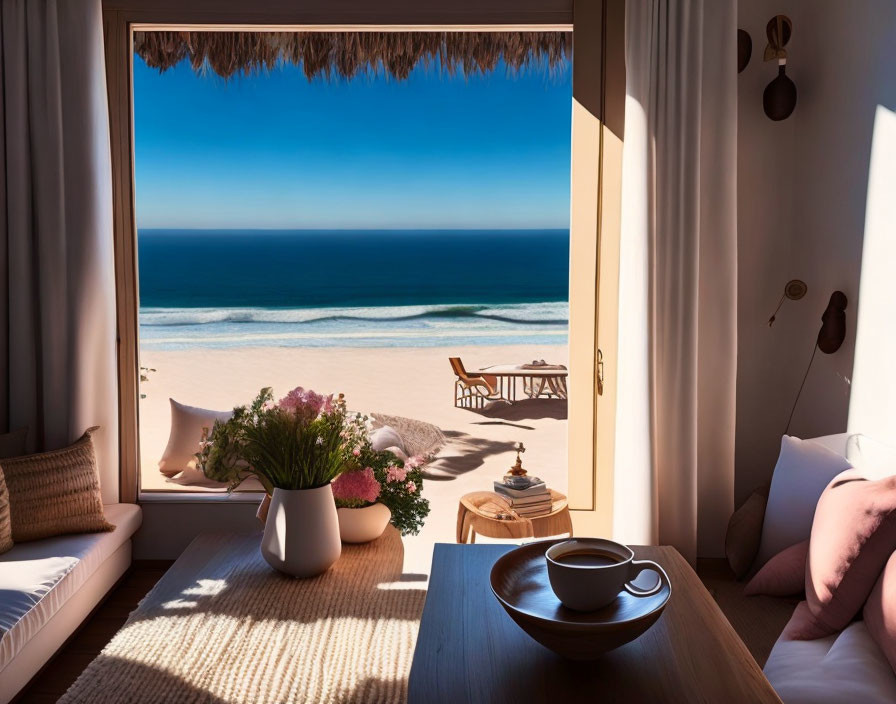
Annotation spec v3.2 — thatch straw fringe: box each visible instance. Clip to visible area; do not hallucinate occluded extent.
[134,31,571,81]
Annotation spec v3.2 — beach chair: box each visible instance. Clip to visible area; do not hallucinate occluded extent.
[449,357,504,409]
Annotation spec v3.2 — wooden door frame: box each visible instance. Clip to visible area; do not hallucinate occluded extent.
[568,0,624,534]
[102,0,623,516]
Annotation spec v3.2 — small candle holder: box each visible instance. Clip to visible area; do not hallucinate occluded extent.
[506,442,527,477]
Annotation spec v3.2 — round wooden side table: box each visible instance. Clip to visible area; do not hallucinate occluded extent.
[456,489,573,543]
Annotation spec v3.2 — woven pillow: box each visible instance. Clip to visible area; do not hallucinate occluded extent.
[0,466,11,554]
[2,426,114,542]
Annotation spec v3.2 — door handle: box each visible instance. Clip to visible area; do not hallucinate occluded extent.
[596,348,605,396]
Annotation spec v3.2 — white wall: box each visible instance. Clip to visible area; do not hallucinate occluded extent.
[735,1,896,502]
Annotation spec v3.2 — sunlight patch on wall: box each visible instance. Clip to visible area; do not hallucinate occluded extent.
[848,105,896,441]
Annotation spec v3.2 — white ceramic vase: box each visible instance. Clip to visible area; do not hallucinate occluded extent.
[261,486,342,578]
[337,503,392,543]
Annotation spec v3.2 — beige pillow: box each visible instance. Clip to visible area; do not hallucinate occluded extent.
[159,399,232,477]
[0,466,12,554]
[2,427,113,542]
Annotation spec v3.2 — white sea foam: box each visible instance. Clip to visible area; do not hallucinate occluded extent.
[138,301,569,350]
[139,301,569,326]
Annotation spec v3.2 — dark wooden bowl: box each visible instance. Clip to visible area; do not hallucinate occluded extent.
[489,539,671,660]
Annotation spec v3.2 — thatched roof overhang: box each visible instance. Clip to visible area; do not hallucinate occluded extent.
[134,30,571,80]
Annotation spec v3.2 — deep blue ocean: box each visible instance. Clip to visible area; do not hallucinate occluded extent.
[138,229,569,349]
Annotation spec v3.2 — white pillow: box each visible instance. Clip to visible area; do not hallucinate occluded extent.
[805,432,850,457]
[846,434,896,479]
[384,445,409,463]
[370,426,405,454]
[158,399,232,477]
[754,435,852,569]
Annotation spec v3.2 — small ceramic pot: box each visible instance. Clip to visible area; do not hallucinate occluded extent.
[261,486,341,578]
[337,503,392,543]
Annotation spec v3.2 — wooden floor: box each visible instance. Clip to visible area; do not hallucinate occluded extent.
[17,561,174,704]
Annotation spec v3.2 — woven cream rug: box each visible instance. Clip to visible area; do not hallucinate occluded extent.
[61,527,425,703]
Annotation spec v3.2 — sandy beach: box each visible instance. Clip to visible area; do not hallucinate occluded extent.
[138,344,568,573]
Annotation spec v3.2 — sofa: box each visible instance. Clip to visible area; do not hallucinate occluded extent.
[713,433,896,703]
[0,502,142,703]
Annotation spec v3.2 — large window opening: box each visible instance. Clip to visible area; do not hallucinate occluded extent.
[131,28,573,559]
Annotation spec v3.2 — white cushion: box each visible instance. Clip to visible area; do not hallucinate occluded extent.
[755,435,852,568]
[158,399,231,477]
[765,612,896,704]
[0,503,142,671]
[370,426,405,454]
[806,432,850,458]
[383,445,409,463]
[846,434,896,479]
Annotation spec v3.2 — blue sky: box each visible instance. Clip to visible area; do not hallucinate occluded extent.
[133,54,572,229]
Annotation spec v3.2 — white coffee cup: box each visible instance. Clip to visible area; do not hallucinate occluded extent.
[545,538,664,611]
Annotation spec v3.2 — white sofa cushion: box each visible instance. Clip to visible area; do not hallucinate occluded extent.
[0,503,141,672]
[755,435,852,568]
[765,603,896,703]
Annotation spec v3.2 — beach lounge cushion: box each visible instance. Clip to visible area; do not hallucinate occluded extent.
[764,602,896,704]
[0,503,141,675]
[0,427,27,459]
[795,468,896,639]
[159,398,232,477]
[745,540,808,597]
[864,550,896,674]
[754,435,852,569]
[0,468,10,554]
[1,427,114,543]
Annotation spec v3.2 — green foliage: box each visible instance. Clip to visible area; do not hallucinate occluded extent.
[197,387,348,492]
[345,442,431,537]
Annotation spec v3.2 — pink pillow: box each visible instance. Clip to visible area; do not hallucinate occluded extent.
[792,468,896,640]
[745,540,808,596]
[864,551,896,673]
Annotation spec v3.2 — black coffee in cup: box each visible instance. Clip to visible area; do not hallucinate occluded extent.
[552,550,621,568]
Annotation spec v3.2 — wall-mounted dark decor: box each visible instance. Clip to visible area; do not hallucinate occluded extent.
[738,29,752,73]
[817,291,848,354]
[784,291,848,433]
[763,15,797,121]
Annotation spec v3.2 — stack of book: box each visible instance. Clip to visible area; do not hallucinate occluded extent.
[493,477,552,518]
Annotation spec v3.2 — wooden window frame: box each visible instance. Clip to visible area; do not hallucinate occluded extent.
[103,1,623,529]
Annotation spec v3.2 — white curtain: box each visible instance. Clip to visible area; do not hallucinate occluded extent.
[0,0,119,503]
[613,0,738,562]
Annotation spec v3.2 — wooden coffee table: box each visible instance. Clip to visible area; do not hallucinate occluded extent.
[408,544,781,703]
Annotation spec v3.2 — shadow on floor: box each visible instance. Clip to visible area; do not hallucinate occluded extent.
[422,431,518,481]
[474,398,567,422]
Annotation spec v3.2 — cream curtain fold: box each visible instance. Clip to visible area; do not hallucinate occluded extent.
[0,0,119,503]
[613,0,738,561]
